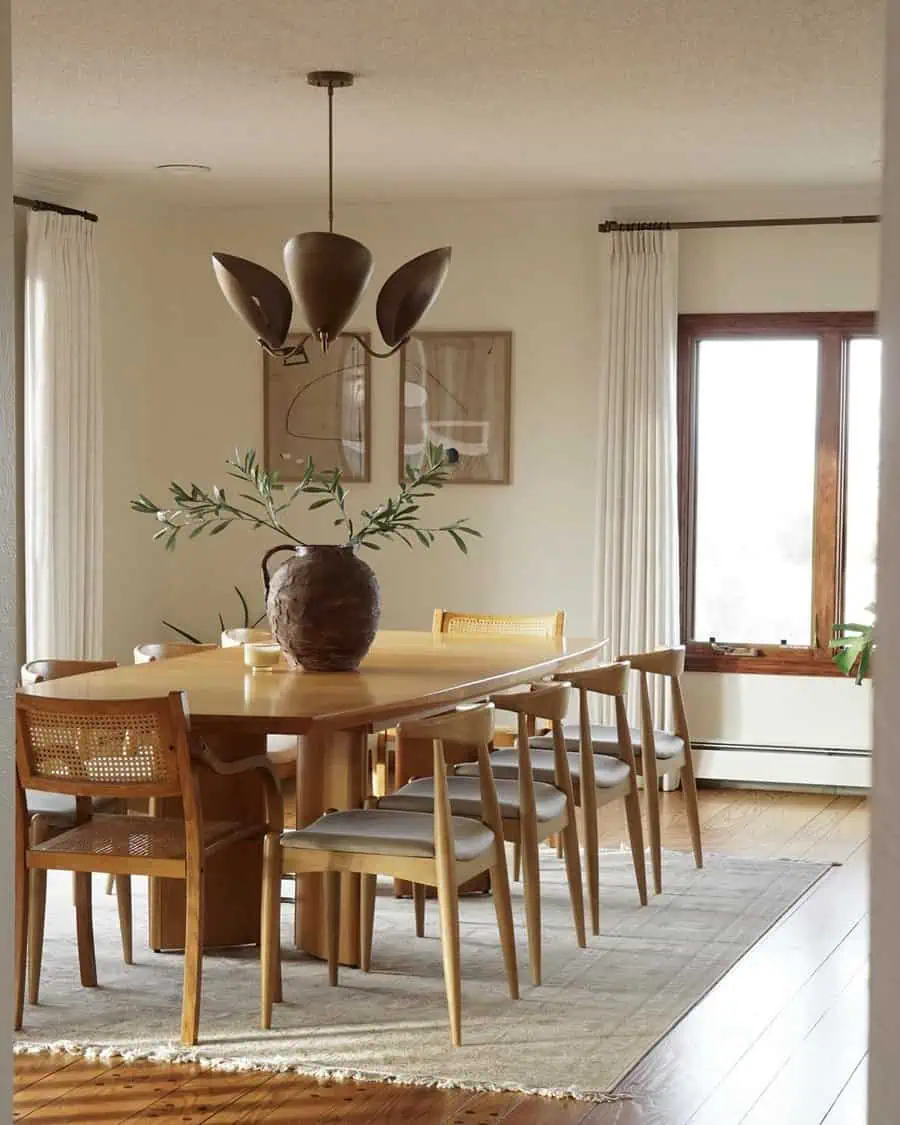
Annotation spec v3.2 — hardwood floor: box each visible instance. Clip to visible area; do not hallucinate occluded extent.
[13,788,870,1124]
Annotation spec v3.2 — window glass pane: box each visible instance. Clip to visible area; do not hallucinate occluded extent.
[693,339,819,645]
[843,337,881,625]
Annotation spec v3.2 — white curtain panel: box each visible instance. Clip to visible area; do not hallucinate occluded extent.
[25,211,102,660]
[595,228,680,727]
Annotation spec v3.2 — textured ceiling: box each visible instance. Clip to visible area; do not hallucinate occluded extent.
[11,0,885,202]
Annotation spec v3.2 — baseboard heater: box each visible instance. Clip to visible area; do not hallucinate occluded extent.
[692,740,871,791]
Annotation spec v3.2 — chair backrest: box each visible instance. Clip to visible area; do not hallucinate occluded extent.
[432,609,565,639]
[20,659,117,686]
[491,680,571,723]
[618,646,689,745]
[555,662,635,764]
[221,628,273,648]
[396,703,499,851]
[134,642,217,664]
[15,691,196,803]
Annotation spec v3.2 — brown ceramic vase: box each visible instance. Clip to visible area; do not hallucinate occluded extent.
[262,543,380,672]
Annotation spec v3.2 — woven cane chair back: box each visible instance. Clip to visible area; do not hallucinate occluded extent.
[15,692,191,800]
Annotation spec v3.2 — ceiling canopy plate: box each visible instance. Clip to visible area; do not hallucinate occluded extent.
[307,70,355,89]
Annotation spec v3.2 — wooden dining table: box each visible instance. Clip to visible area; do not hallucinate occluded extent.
[20,629,605,966]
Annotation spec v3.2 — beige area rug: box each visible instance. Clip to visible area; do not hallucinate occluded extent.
[15,850,829,1100]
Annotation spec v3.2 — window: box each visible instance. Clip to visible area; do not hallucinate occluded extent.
[678,312,879,674]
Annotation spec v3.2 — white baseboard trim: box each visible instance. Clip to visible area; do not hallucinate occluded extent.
[693,742,871,790]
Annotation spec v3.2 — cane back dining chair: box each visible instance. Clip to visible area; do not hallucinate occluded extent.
[279,702,519,1047]
[526,663,648,931]
[14,690,283,1046]
[19,659,132,1002]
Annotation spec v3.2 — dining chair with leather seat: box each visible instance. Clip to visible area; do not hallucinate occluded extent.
[278,702,518,1047]
[534,647,700,895]
[381,610,567,802]
[14,689,283,1046]
[19,659,132,1001]
[525,662,648,930]
[455,681,587,984]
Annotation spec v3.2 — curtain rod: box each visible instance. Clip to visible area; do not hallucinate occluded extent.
[598,214,880,233]
[13,195,98,224]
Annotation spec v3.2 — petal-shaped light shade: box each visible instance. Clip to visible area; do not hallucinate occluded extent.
[283,231,374,351]
[376,247,452,348]
[211,253,293,350]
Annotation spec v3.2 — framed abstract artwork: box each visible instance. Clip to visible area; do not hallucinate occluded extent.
[264,332,371,481]
[399,331,512,484]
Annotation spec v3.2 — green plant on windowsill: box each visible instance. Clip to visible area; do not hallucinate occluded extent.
[830,604,875,685]
[162,584,267,645]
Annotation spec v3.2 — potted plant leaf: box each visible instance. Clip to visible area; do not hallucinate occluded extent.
[830,604,875,685]
[132,443,479,672]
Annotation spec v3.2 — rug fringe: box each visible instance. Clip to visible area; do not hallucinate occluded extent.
[13,1038,626,1103]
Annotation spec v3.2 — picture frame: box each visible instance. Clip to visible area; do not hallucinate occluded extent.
[263,332,371,482]
[399,331,512,484]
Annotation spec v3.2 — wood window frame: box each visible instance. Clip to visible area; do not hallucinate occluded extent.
[677,311,878,676]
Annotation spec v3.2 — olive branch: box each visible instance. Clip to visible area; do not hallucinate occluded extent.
[131,442,481,555]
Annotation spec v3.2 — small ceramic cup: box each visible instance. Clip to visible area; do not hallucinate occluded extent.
[244,643,282,670]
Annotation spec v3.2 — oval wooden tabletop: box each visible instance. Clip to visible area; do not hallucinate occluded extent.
[18,630,607,734]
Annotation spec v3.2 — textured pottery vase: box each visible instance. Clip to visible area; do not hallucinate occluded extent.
[262,543,380,672]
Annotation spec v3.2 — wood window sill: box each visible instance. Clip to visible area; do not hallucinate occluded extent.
[685,645,850,677]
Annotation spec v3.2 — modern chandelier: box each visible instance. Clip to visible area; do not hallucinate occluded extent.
[212,71,452,364]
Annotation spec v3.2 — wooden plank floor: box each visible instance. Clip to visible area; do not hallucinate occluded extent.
[14,788,870,1124]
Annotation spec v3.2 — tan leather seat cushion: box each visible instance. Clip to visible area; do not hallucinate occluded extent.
[530,724,685,759]
[459,748,631,791]
[379,775,566,822]
[281,809,495,861]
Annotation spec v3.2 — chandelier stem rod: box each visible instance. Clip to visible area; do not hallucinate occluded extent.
[328,83,334,234]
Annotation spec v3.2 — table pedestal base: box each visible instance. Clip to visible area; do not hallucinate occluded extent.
[149,731,266,952]
[294,726,368,966]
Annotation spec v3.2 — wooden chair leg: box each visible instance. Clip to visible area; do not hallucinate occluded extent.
[489,859,519,1000]
[115,876,133,965]
[74,872,97,988]
[555,835,564,859]
[360,874,376,972]
[412,882,426,938]
[623,789,648,906]
[513,840,521,882]
[582,796,601,937]
[325,871,341,987]
[436,876,462,1047]
[520,830,543,986]
[681,752,704,870]
[105,874,115,896]
[27,816,50,1005]
[15,813,28,1029]
[560,817,586,948]
[643,751,662,895]
[260,834,280,1029]
[180,861,205,1046]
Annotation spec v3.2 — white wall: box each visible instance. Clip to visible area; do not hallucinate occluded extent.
[95,194,600,662]
[92,189,876,761]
